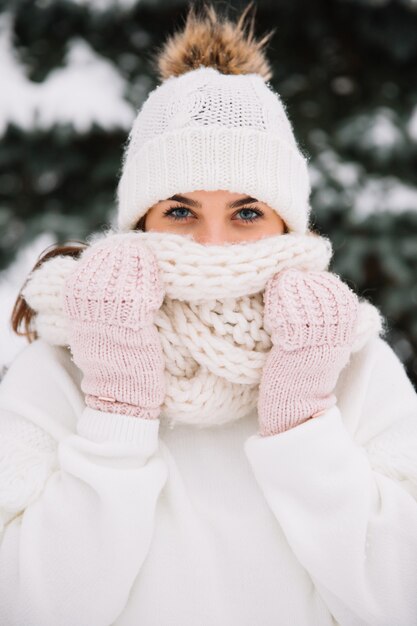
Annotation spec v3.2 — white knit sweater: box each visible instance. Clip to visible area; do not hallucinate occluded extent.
[0,336,417,626]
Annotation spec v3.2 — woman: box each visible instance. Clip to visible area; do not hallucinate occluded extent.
[1,4,417,625]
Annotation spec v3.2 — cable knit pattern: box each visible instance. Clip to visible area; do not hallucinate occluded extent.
[258,269,359,435]
[263,268,359,349]
[117,67,311,234]
[21,255,78,345]
[63,237,166,418]
[22,230,384,427]
[0,412,57,526]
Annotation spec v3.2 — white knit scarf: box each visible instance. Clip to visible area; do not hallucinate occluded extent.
[22,229,384,428]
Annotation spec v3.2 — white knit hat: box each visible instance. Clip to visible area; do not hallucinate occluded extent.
[116,6,312,234]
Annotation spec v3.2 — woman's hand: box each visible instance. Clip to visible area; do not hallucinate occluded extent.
[257,268,359,436]
[63,234,166,419]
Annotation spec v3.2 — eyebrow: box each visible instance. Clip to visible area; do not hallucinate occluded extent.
[165,194,260,209]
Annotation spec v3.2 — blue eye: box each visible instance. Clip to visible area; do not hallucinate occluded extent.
[163,206,192,221]
[238,209,262,223]
[162,206,264,223]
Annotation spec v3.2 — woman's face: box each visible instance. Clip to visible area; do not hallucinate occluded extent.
[140,189,287,244]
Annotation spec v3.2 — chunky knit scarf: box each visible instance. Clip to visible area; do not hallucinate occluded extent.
[22,230,384,428]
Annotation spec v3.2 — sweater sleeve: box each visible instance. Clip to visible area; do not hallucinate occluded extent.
[0,341,168,626]
[244,337,417,626]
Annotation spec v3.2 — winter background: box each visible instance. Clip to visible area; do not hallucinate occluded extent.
[0,0,417,386]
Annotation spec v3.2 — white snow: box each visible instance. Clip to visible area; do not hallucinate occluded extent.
[353,176,417,218]
[363,109,403,149]
[69,0,141,9]
[0,12,135,136]
[336,107,405,157]
[0,233,56,375]
[331,76,356,96]
[309,144,417,220]
[313,147,364,187]
[407,104,417,142]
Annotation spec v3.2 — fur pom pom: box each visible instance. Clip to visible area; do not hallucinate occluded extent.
[155,2,274,82]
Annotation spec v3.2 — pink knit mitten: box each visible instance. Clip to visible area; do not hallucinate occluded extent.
[63,235,166,419]
[257,268,359,436]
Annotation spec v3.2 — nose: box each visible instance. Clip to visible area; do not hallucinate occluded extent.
[192,225,235,245]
